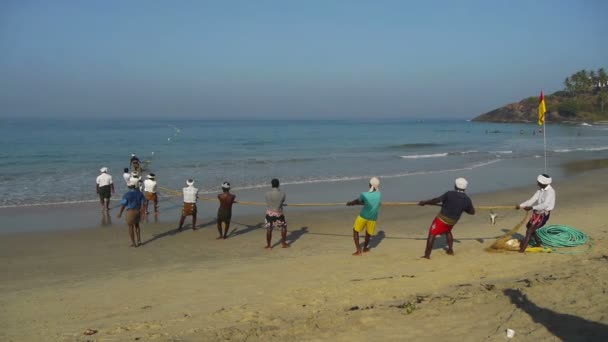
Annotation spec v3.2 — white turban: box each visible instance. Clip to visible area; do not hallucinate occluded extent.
[537,174,552,185]
[221,182,231,189]
[369,177,380,192]
[186,179,195,186]
[100,167,108,173]
[455,177,468,190]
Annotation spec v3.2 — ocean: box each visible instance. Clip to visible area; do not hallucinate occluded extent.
[1,118,607,211]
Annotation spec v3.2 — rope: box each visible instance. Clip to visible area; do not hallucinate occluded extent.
[536,224,591,254]
[157,187,515,209]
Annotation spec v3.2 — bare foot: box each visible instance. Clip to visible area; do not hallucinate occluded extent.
[421,255,430,259]
[281,242,290,248]
[264,245,272,250]
[363,247,370,253]
[352,251,362,256]
[192,227,196,231]
[446,249,455,256]
[223,235,227,240]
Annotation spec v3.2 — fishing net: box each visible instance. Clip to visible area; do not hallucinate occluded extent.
[485,211,529,252]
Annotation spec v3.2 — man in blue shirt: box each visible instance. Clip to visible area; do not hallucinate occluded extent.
[418,177,475,259]
[117,179,146,247]
[347,177,381,256]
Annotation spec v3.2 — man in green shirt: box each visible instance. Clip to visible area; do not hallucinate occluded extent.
[347,177,381,256]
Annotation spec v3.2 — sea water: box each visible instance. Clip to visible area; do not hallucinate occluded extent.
[1,118,607,209]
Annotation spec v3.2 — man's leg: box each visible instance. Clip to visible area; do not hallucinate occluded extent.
[353,229,362,255]
[192,213,197,231]
[128,223,136,247]
[105,197,110,211]
[144,199,150,214]
[265,227,273,249]
[446,231,455,255]
[135,223,141,246]
[423,231,435,259]
[223,221,230,239]
[154,197,159,213]
[519,223,534,253]
[217,220,223,239]
[281,225,289,248]
[362,232,371,252]
[531,228,542,247]
[178,215,186,231]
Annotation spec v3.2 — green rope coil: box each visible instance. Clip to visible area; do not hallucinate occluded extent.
[536,224,591,254]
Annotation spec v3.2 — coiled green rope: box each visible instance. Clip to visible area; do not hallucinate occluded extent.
[536,224,591,254]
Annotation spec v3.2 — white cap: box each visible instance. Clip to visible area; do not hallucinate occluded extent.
[128,179,139,187]
[537,174,552,185]
[455,177,468,190]
[147,173,155,179]
[369,177,380,192]
[131,153,136,157]
[100,167,108,173]
[221,182,231,189]
[186,179,195,186]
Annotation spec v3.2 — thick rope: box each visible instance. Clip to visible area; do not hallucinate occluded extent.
[535,225,591,254]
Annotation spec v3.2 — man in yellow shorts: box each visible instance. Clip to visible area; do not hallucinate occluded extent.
[347,177,381,256]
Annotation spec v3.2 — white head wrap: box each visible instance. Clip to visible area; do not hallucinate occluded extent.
[369,177,380,192]
[100,167,108,173]
[221,182,231,189]
[455,177,468,190]
[537,174,552,185]
[186,179,195,186]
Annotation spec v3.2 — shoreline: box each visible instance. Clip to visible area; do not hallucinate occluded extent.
[2,158,607,235]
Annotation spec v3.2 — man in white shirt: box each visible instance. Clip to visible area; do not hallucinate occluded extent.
[96,167,115,212]
[123,168,130,185]
[143,173,159,214]
[516,174,556,252]
[178,179,199,231]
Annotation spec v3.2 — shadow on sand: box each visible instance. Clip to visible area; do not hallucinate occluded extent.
[503,288,608,341]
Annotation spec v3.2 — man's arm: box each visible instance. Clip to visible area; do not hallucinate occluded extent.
[418,196,442,206]
[347,198,363,206]
[517,191,539,210]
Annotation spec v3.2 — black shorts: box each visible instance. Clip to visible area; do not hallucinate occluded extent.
[217,207,232,224]
[98,185,111,200]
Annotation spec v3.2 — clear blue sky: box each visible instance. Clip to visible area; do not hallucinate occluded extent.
[1,0,606,119]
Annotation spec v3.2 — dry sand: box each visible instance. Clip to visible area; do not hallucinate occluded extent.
[1,169,607,341]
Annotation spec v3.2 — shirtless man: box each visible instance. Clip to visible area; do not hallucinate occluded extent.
[217,182,237,239]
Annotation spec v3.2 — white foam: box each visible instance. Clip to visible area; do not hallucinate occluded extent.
[400,153,448,159]
[553,146,608,153]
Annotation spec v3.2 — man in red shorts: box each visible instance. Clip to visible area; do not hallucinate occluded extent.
[418,177,475,259]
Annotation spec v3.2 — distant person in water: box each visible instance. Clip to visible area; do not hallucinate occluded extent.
[516,174,556,253]
[96,167,115,212]
[117,179,145,247]
[143,173,158,214]
[178,179,198,231]
[217,182,236,239]
[130,154,141,173]
[347,177,382,256]
[264,178,288,249]
[418,178,475,259]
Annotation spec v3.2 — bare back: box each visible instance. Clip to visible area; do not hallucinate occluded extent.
[218,192,236,210]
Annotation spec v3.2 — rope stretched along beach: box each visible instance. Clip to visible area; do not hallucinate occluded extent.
[158,186,514,209]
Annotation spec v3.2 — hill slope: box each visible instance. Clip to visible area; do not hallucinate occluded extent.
[472,92,608,123]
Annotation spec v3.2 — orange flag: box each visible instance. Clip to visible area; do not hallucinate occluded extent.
[538,91,546,126]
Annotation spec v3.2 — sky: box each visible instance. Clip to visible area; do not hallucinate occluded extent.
[0,0,607,119]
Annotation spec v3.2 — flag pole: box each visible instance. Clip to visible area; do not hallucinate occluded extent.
[543,119,547,173]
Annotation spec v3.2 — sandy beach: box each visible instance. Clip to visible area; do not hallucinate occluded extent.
[1,168,607,341]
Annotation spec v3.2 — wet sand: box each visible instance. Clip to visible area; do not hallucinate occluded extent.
[1,168,607,341]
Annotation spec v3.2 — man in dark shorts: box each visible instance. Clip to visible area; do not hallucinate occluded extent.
[418,177,475,259]
[117,179,145,247]
[96,167,115,212]
[264,178,288,249]
[516,174,556,253]
[217,182,236,239]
